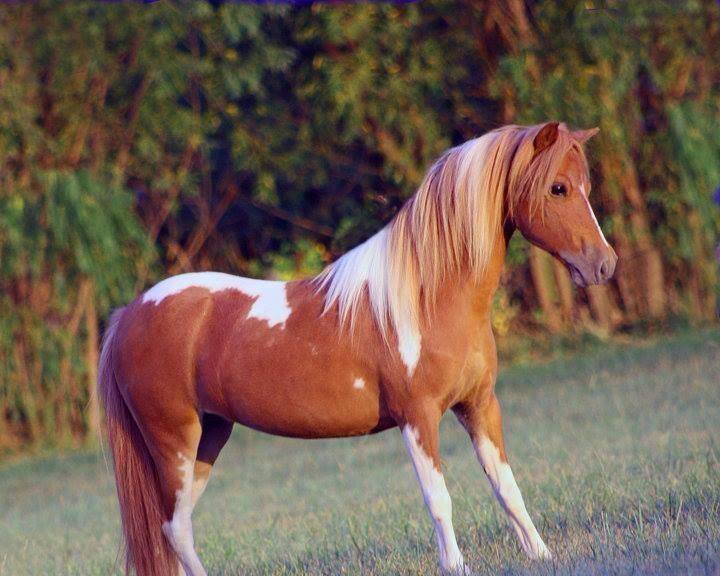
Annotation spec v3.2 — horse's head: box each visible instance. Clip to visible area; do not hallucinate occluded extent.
[511,122,617,287]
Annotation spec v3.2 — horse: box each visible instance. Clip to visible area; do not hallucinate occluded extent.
[98,121,617,576]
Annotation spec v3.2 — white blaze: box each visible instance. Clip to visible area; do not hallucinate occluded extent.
[579,182,610,248]
[402,425,465,573]
[142,272,292,328]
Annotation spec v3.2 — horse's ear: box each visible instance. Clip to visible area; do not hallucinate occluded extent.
[572,127,600,144]
[533,122,560,155]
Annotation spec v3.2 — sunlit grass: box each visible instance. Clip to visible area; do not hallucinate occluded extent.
[1,330,718,575]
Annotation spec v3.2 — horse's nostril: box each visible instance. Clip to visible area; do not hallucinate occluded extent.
[600,260,609,279]
[598,256,616,282]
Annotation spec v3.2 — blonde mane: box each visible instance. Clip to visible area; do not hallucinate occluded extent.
[316,123,585,342]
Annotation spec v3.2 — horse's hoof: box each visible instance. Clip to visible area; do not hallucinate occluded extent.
[441,565,477,576]
[524,536,552,561]
[534,543,552,561]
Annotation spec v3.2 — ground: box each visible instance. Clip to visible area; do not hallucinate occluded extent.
[1,330,718,575]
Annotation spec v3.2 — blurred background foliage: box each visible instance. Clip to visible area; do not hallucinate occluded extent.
[0,0,718,454]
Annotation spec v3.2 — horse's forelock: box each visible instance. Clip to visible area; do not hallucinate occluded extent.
[508,126,588,222]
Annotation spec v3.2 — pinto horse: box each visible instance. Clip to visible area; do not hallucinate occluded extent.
[99,121,617,576]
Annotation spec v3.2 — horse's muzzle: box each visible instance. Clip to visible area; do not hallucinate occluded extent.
[561,245,618,287]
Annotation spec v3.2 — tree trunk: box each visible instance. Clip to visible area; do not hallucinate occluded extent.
[585,285,614,333]
[598,149,666,319]
[529,246,562,332]
[0,396,8,450]
[686,210,717,320]
[552,258,575,325]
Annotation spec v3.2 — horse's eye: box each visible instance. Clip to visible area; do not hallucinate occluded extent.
[550,183,567,197]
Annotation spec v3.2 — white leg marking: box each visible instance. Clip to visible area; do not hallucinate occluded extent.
[142,272,292,328]
[402,426,465,573]
[474,437,551,559]
[162,453,208,576]
[353,377,365,390]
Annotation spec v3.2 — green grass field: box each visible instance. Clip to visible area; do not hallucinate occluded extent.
[1,330,719,575]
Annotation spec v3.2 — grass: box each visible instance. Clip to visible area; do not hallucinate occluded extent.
[1,329,718,575]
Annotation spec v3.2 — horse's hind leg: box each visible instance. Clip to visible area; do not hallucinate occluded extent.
[146,417,208,576]
[139,411,231,576]
[192,413,233,507]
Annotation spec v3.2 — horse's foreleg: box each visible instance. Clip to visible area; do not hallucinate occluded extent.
[454,393,551,559]
[400,410,467,575]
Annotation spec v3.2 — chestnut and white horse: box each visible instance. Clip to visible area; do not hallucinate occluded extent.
[99,122,617,575]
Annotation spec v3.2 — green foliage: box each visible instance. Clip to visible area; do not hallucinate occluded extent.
[0,170,152,450]
[666,103,720,250]
[41,171,155,308]
[0,1,718,452]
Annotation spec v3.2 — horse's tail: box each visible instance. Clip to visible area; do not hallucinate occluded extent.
[98,307,177,576]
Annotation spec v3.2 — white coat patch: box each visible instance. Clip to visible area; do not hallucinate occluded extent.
[398,323,421,378]
[142,272,292,328]
[353,377,365,389]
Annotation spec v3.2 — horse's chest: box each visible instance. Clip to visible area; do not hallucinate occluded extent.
[413,329,495,404]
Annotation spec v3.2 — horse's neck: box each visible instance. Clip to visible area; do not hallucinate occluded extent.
[476,236,507,316]
[426,229,508,332]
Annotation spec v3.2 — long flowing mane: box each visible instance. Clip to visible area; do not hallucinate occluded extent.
[316,123,586,342]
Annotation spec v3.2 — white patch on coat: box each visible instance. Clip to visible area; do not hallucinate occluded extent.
[317,228,422,379]
[397,324,421,378]
[162,453,208,576]
[579,182,610,248]
[142,272,291,328]
[353,377,365,390]
[402,426,465,573]
[473,436,551,559]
